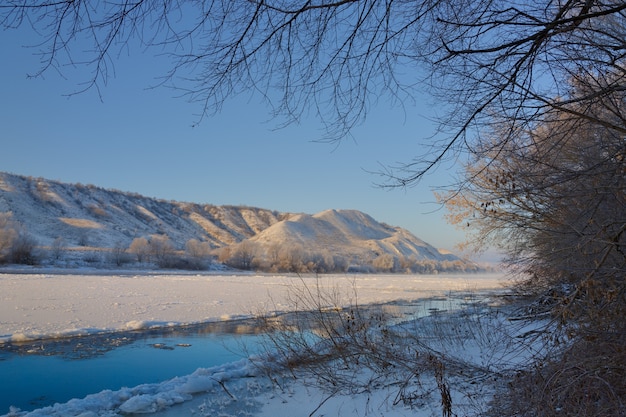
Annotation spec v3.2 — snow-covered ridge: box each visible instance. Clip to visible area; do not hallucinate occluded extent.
[0,172,458,262]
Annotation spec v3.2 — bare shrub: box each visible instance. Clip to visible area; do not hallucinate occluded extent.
[148,234,175,262]
[185,238,212,260]
[254,277,533,416]
[256,277,399,385]
[8,232,38,265]
[372,253,396,272]
[0,212,18,262]
[269,244,305,273]
[50,237,67,260]
[222,240,258,270]
[107,242,132,267]
[490,332,626,416]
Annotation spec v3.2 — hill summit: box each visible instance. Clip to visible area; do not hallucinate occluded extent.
[0,172,478,273]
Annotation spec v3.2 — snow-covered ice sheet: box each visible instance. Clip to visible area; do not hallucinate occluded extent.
[0,272,503,343]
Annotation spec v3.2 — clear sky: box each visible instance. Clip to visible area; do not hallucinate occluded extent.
[0,24,471,254]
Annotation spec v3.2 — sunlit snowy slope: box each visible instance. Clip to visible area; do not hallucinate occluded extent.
[0,172,461,263]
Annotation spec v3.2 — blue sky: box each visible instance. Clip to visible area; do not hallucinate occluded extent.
[0,25,471,253]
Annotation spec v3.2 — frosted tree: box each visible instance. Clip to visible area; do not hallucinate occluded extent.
[128,237,150,263]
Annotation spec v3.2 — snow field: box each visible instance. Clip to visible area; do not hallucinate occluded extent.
[0,272,503,343]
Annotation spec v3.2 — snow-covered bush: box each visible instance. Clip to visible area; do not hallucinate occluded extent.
[128,237,150,262]
[0,212,38,264]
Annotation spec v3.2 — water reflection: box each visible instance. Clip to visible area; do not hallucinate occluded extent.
[1,317,269,360]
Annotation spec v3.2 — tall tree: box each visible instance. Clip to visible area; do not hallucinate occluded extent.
[442,79,625,290]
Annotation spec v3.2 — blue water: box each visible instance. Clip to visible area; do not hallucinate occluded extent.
[0,328,261,413]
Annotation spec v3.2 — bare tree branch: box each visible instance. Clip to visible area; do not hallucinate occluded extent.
[1,0,624,183]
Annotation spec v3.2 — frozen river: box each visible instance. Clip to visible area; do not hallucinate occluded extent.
[0,271,506,415]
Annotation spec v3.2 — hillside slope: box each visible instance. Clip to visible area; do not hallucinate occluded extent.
[0,172,463,267]
[0,172,284,249]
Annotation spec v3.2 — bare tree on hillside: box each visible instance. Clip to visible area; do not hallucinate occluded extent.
[223,240,258,270]
[372,253,396,272]
[108,241,131,266]
[0,213,19,262]
[185,238,212,260]
[0,212,15,240]
[0,212,38,264]
[149,234,176,262]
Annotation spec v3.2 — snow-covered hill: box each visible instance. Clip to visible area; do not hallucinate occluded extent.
[0,172,460,264]
[250,209,455,262]
[0,172,284,249]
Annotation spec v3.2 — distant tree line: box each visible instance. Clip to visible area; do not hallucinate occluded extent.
[217,240,485,274]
